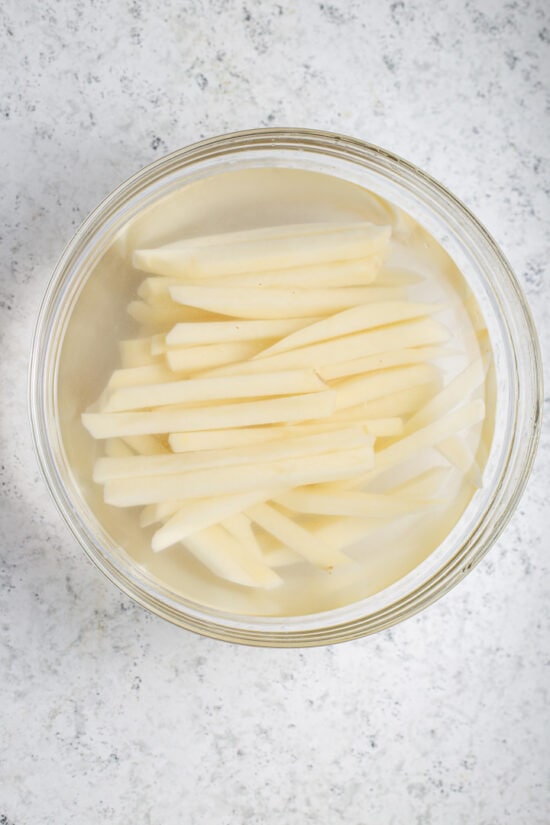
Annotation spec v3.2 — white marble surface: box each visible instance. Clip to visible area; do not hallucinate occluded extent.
[1,1,549,822]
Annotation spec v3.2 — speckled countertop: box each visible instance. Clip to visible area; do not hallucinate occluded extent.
[1,1,549,822]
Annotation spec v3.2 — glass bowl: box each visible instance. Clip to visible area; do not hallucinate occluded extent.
[29,128,543,647]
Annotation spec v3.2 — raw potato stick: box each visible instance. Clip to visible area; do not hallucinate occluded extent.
[152,489,281,550]
[334,363,440,411]
[221,513,264,560]
[104,446,375,507]
[82,391,336,438]
[361,382,440,419]
[169,285,405,320]
[103,369,327,412]
[182,525,282,589]
[350,399,486,487]
[437,436,483,487]
[127,300,190,328]
[169,418,371,452]
[246,502,349,569]
[119,338,160,368]
[94,428,373,481]
[318,345,452,381]
[363,418,404,437]
[166,341,268,373]
[138,224,390,278]
[133,221,383,274]
[404,357,487,433]
[374,267,424,286]
[255,301,441,358]
[276,488,433,518]
[121,435,170,455]
[202,318,450,377]
[188,259,387,289]
[104,438,135,458]
[107,364,176,389]
[166,317,316,347]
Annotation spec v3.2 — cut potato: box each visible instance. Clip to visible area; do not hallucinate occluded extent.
[152,489,277,550]
[169,417,371,452]
[138,224,390,278]
[246,502,349,569]
[83,391,336,438]
[182,525,283,589]
[170,285,406,320]
[405,357,487,433]
[202,318,450,377]
[94,428,373,481]
[121,435,170,456]
[103,369,327,413]
[104,438,135,458]
[255,301,441,358]
[166,340,268,373]
[104,446,375,506]
[107,363,175,390]
[133,221,385,274]
[351,399,486,487]
[437,436,482,488]
[127,300,189,328]
[166,317,316,347]
[318,345,452,381]
[374,267,424,286]
[363,418,404,437]
[221,513,264,560]
[276,488,433,518]
[334,363,440,411]
[119,338,160,368]
[362,382,440,419]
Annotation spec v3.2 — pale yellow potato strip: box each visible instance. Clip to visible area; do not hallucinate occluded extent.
[119,338,159,368]
[389,466,453,499]
[437,436,483,487]
[140,224,390,278]
[104,438,135,458]
[121,435,170,455]
[314,516,382,551]
[362,382,440,419]
[189,258,387,289]
[256,301,441,358]
[182,525,282,589]
[107,364,175,389]
[334,363,440,411]
[94,428,373,481]
[221,513,264,560]
[374,267,424,286]
[83,391,336,438]
[104,369,327,413]
[166,317,317,347]
[350,399,486,487]
[246,502,348,569]
[276,488,432,518]
[202,318,450,377]
[169,417,371,452]
[363,418,404,437]
[105,446,374,507]
[127,300,189,328]
[152,489,279,550]
[133,221,381,275]
[150,334,167,355]
[166,341,268,373]
[318,345,452,381]
[169,285,402,320]
[140,499,185,528]
[405,357,487,433]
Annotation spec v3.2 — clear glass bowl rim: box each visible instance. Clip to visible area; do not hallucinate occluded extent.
[29,127,543,647]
